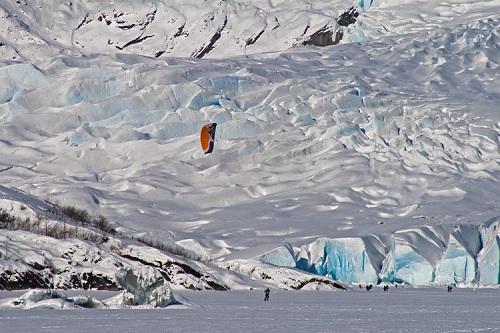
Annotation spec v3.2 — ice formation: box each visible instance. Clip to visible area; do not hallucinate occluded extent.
[260,219,500,286]
[0,273,178,309]
[110,266,177,308]
[0,289,106,309]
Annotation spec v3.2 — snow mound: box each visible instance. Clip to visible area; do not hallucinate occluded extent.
[0,289,106,309]
[227,259,347,291]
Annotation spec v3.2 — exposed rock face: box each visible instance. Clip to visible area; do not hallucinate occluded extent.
[0,269,119,291]
[303,7,359,47]
[0,270,48,290]
[337,7,359,27]
[304,25,343,47]
[191,15,228,59]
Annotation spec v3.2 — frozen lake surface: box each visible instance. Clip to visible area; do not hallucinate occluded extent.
[1,288,500,333]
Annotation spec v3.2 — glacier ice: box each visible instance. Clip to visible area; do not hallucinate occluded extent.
[112,266,177,308]
[478,222,500,285]
[260,245,296,268]
[0,289,106,309]
[296,238,379,284]
[387,241,435,285]
[434,235,477,285]
[259,219,500,286]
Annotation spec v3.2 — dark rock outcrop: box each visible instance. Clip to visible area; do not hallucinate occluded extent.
[303,7,359,47]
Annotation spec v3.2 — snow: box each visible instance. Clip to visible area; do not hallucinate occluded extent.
[0,226,235,291]
[0,0,499,290]
[0,0,363,61]
[0,289,106,310]
[226,258,346,290]
[1,289,500,332]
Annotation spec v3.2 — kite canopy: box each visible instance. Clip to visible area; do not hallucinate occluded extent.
[200,123,217,154]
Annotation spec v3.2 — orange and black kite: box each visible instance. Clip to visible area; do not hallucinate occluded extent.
[200,123,217,154]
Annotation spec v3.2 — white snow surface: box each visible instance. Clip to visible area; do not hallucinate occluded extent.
[0,0,364,61]
[0,195,344,291]
[1,289,500,332]
[0,0,499,286]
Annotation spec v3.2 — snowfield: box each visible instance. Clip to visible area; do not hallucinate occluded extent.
[1,289,500,333]
[0,0,500,292]
[0,0,366,61]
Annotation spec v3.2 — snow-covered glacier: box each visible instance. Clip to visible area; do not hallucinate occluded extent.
[0,0,499,291]
[260,218,500,286]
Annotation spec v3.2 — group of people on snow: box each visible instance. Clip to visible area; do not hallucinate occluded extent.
[263,283,457,301]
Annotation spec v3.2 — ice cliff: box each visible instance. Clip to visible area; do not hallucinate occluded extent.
[260,218,500,286]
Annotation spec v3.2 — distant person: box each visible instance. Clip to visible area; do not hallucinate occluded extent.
[383,285,389,292]
[359,284,362,289]
[447,285,453,292]
[264,288,270,301]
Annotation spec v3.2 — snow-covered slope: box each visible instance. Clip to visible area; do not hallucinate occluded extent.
[0,189,345,291]
[0,0,366,62]
[0,0,499,287]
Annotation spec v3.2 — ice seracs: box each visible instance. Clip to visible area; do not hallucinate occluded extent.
[260,219,500,286]
[296,238,379,285]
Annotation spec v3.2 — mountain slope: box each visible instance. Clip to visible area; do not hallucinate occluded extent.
[0,0,368,61]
